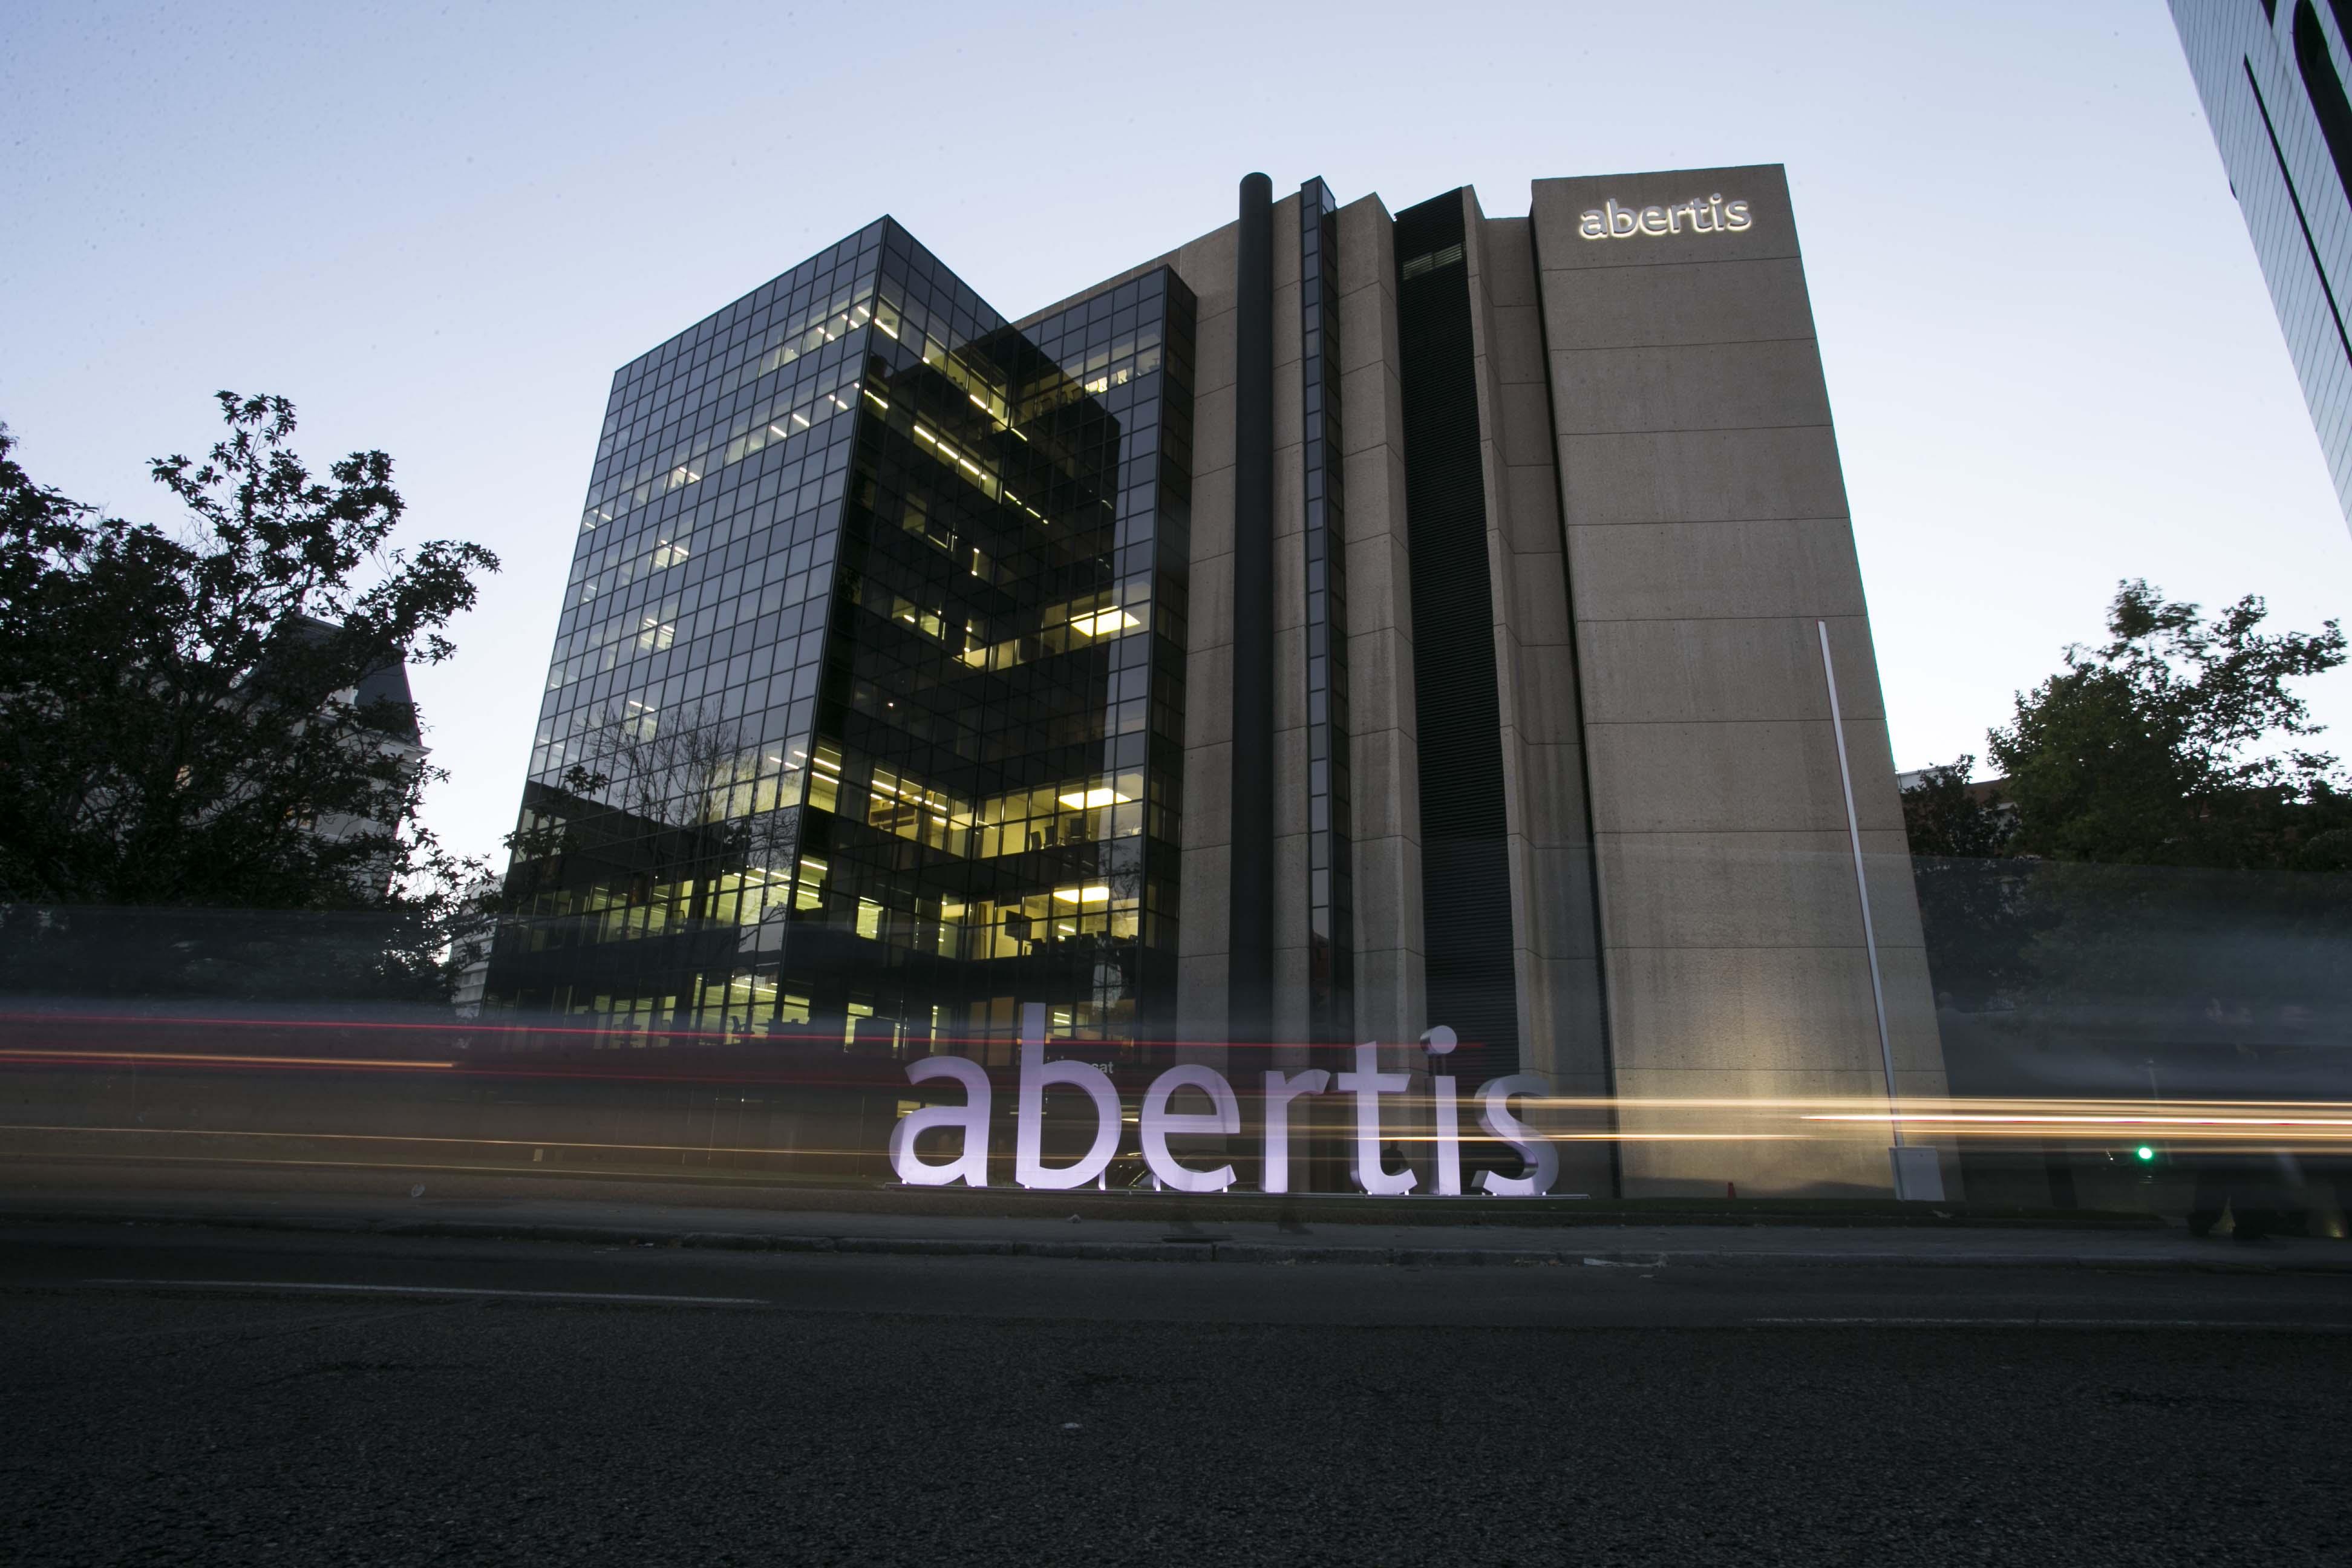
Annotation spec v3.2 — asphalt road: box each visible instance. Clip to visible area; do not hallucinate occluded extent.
[5,1223,2350,1566]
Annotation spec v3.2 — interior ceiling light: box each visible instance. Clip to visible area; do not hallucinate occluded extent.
[1056,788,1129,809]
[1069,609,1138,637]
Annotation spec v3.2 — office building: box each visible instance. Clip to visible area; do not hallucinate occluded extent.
[484,166,1945,1196]
[2174,0,2352,527]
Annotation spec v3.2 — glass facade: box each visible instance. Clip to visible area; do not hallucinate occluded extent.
[2174,0,2352,527]
[1298,177,1353,1046]
[487,220,1197,1067]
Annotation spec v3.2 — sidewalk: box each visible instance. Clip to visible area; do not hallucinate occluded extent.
[6,1173,2349,1273]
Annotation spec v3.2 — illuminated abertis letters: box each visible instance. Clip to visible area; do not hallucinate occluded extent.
[1578,194,1751,241]
[888,1005,1558,1195]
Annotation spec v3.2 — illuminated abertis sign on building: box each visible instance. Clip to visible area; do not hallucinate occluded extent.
[888,1007,1558,1196]
[1579,194,1751,240]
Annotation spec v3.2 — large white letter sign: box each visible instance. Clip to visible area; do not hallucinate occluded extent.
[1578,194,1752,241]
[1013,1003,1121,1191]
[888,1055,993,1187]
[1140,1064,1240,1193]
[1422,1026,1462,1197]
[1335,1042,1416,1195]
[1259,1069,1329,1195]
[1475,1074,1558,1197]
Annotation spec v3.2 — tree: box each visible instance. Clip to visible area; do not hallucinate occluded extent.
[1904,582,2352,1016]
[1899,756,2041,1007]
[0,393,498,995]
[1900,754,2016,860]
[1986,580,2351,870]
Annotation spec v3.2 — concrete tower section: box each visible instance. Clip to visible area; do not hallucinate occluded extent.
[1013,165,1945,1196]
[1526,167,1945,1195]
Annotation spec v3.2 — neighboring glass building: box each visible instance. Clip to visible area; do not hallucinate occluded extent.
[488,220,1196,1066]
[2174,1,2352,528]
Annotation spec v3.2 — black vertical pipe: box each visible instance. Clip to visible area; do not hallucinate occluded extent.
[1229,172,1276,1045]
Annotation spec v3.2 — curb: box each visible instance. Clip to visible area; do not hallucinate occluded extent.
[8,1207,2352,1274]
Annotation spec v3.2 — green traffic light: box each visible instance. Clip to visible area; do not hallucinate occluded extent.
[2135,1145,2156,1161]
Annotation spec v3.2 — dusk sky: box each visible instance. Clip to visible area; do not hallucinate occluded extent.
[8,0,2349,865]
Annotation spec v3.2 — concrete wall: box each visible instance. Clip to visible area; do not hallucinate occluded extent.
[1527,165,1947,1197]
[1333,194,1425,1048]
[1460,197,1611,1103]
[1459,197,1612,1195]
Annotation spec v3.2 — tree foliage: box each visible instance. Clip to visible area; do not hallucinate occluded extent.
[1898,756,2041,1007]
[1900,754,2017,860]
[1904,581,2352,1016]
[0,394,499,994]
[1987,580,2351,869]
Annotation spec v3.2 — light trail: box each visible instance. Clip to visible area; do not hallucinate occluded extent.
[0,1048,454,1071]
[0,1125,880,1160]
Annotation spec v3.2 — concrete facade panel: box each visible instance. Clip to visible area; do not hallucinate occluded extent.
[1606,944,1884,1076]
[1562,517,1866,622]
[1179,843,1232,958]
[1590,832,1919,959]
[1504,545,1572,649]
[1338,361,1393,451]
[1539,257,1818,350]
[1183,636,1234,750]
[1189,465,1236,563]
[1183,736,1233,849]
[1547,338,1832,436]
[1609,1068,1898,1197]
[1500,463,1561,552]
[1511,739,1593,854]
[1343,520,1408,635]
[1508,642,1586,746]
[1489,305,1547,384]
[1191,382,1238,482]
[1520,839,1601,962]
[1556,426,1850,526]
[1498,381,1555,463]
[1175,950,1229,1045]
[1334,194,1395,296]
[1481,215,1540,304]
[1350,707,1417,843]
[1574,615,1886,725]
[1353,943,1422,1048]
[1595,833,1886,953]
[1583,719,1904,836]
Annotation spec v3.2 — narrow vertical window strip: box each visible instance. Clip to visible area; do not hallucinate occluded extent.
[1299,177,1353,1046]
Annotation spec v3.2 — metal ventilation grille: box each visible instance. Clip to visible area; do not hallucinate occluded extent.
[1393,189,1519,1082]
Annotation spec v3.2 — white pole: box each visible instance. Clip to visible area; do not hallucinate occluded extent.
[1817,620,1902,1149]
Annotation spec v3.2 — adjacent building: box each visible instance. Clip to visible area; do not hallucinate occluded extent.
[483,166,1945,1197]
[2173,1,2352,528]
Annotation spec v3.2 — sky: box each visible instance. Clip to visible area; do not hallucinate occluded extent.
[7,0,2350,866]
